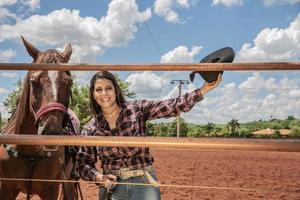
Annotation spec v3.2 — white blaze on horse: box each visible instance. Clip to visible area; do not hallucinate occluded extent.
[0,36,81,200]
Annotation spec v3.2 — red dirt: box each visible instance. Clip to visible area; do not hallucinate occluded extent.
[17,148,300,200]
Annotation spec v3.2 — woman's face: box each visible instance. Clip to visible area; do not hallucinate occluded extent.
[93,78,117,109]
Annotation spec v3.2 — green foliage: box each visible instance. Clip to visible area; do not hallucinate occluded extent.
[272,130,281,138]
[149,117,190,137]
[226,119,240,136]
[114,73,136,98]
[146,121,155,136]
[170,117,189,137]
[187,125,205,137]
[0,112,2,130]
[3,79,22,114]
[290,126,300,137]
[69,81,91,128]
[238,128,252,138]
[202,122,215,136]
[152,123,173,137]
[287,116,296,121]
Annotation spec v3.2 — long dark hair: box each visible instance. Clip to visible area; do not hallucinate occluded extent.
[89,71,126,117]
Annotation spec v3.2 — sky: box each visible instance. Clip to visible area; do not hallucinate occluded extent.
[0,0,299,124]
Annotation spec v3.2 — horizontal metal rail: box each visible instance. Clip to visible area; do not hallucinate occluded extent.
[0,177,298,194]
[0,62,299,71]
[0,135,299,152]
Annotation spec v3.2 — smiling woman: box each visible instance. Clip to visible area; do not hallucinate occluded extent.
[76,70,222,200]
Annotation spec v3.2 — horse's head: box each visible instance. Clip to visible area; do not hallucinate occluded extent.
[21,36,73,136]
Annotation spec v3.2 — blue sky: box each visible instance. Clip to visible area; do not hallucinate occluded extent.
[0,0,299,124]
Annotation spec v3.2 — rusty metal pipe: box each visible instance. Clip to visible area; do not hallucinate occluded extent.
[0,62,299,71]
[0,135,299,152]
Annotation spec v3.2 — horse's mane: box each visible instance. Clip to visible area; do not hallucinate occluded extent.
[2,73,31,135]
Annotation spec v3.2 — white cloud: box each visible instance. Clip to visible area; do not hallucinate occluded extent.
[0,7,17,23]
[0,0,151,62]
[289,89,300,97]
[238,72,264,94]
[0,102,9,119]
[126,71,169,97]
[211,0,300,7]
[0,72,18,78]
[237,12,300,61]
[220,82,237,94]
[263,0,300,6]
[161,45,202,63]
[181,72,300,123]
[211,0,243,7]
[0,0,39,20]
[0,0,17,7]
[0,88,9,95]
[21,0,40,10]
[154,0,190,24]
[0,49,17,62]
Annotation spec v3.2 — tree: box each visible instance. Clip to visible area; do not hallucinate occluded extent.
[214,127,222,137]
[287,116,296,121]
[114,74,136,98]
[290,126,300,138]
[227,119,240,136]
[153,123,164,137]
[238,128,252,138]
[4,79,23,114]
[69,81,90,128]
[146,121,155,136]
[272,129,281,138]
[0,112,2,130]
[203,122,216,137]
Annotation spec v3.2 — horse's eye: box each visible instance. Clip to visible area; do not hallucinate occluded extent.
[60,73,73,85]
[30,76,39,84]
[60,76,72,86]
[30,71,42,84]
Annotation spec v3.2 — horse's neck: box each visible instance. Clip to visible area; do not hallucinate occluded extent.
[4,105,36,135]
[18,111,36,135]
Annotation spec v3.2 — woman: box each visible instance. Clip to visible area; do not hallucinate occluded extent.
[77,71,222,200]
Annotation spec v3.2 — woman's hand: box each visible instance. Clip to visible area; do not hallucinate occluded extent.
[96,173,117,189]
[199,73,222,95]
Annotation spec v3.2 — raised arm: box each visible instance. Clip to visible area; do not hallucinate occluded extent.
[141,74,222,121]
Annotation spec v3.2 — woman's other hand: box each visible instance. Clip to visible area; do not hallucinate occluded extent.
[199,73,222,95]
[96,173,117,189]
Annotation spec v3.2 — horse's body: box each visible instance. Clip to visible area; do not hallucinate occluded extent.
[0,37,79,199]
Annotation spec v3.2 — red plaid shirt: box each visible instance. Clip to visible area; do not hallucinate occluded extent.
[76,89,203,181]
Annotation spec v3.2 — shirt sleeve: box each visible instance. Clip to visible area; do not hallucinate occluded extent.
[76,118,101,181]
[141,89,203,121]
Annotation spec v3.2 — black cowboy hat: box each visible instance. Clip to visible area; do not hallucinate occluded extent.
[189,47,235,83]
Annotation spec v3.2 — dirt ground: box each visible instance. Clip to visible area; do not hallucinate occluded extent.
[17,148,300,200]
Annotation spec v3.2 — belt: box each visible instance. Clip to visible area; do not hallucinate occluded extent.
[104,165,159,187]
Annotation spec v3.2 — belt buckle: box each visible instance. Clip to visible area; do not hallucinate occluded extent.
[119,167,130,179]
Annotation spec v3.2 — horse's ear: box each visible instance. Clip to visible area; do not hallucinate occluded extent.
[62,43,72,62]
[21,35,40,59]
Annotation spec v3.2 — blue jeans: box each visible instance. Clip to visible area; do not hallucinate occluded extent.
[99,171,161,200]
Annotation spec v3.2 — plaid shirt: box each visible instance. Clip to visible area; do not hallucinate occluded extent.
[76,89,203,181]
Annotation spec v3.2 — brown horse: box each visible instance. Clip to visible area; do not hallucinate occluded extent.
[0,36,80,199]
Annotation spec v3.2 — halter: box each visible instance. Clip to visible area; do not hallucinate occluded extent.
[34,102,68,126]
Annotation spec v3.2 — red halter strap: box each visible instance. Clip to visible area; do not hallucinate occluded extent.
[35,102,68,122]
